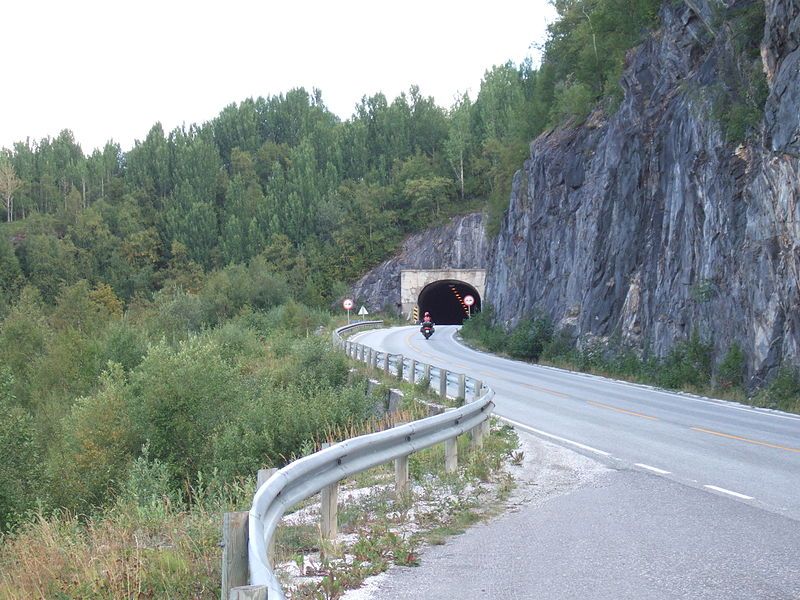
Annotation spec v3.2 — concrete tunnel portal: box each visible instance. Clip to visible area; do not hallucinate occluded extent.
[418,280,482,325]
[400,269,486,326]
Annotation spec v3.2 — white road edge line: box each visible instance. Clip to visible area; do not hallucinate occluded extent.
[446,327,800,424]
[703,485,754,500]
[635,463,671,475]
[499,416,611,457]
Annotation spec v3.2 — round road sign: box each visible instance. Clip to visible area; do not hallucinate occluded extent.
[464,295,475,307]
[343,298,354,310]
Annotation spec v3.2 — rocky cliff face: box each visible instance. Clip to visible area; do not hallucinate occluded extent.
[487,0,800,384]
[351,212,488,313]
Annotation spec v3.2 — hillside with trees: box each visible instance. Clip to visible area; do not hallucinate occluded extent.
[7,0,758,595]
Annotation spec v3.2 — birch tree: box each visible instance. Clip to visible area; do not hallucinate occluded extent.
[0,159,23,223]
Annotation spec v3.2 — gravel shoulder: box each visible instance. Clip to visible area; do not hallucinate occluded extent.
[341,429,611,599]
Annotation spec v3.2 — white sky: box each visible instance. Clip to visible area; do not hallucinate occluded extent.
[2,0,557,154]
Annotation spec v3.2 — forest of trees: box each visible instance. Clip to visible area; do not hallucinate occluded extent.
[0,0,674,542]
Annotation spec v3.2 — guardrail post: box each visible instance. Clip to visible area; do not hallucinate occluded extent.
[320,444,339,542]
[372,350,379,369]
[395,454,409,496]
[457,374,466,403]
[221,511,249,600]
[423,364,431,386]
[409,359,417,383]
[360,345,367,362]
[367,347,373,367]
[384,353,390,374]
[439,368,448,398]
[473,380,483,401]
[470,422,484,450]
[445,437,458,474]
[229,586,268,600]
[396,354,404,380]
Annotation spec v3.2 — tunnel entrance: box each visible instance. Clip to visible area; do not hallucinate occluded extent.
[418,280,481,325]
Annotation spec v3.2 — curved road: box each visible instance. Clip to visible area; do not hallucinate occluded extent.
[351,325,800,520]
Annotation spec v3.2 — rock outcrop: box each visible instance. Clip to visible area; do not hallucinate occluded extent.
[351,213,488,313]
[486,0,800,384]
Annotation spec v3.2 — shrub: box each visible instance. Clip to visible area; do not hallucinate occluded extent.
[460,305,506,353]
[44,364,136,513]
[541,327,577,361]
[753,366,800,413]
[506,315,554,361]
[148,286,205,344]
[100,320,148,372]
[656,330,713,390]
[127,338,243,481]
[0,367,40,532]
[717,342,745,390]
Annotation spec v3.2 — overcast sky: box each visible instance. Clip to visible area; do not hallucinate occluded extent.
[3,0,557,154]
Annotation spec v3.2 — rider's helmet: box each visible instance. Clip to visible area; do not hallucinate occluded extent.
[424,312,430,318]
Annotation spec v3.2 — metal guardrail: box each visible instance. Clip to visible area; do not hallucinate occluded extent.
[241,321,495,599]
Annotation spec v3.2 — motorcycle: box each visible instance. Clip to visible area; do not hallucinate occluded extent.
[420,322,435,339]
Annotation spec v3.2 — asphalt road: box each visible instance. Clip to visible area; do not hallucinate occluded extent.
[354,467,800,600]
[346,325,800,599]
[351,325,800,521]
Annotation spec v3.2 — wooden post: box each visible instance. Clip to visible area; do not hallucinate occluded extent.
[439,368,448,398]
[396,354,404,380]
[320,444,339,541]
[367,347,373,368]
[473,379,484,401]
[445,437,458,474]
[395,454,409,496]
[409,359,417,383]
[470,424,484,450]
[457,374,466,403]
[229,586,268,600]
[257,468,278,491]
[372,350,379,369]
[423,364,431,386]
[221,512,249,600]
[383,353,390,374]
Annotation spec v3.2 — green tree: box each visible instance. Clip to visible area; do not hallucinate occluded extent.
[0,366,40,531]
[445,93,473,200]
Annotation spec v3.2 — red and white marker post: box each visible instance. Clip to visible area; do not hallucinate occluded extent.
[343,298,354,324]
[463,294,475,318]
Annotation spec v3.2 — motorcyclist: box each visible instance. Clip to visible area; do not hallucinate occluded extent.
[420,312,435,338]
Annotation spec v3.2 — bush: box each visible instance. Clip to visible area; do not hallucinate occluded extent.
[126,338,243,481]
[44,365,136,513]
[550,80,595,124]
[541,327,577,362]
[656,330,713,390]
[460,305,506,353]
[148,286,205,344]
[753,366,800,413]
[0,367,40,532]
[717,343,745,390]
[506,316,554,361]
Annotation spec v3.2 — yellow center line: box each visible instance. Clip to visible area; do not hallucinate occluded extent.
[521,382,570,398]
[691,427,800,453]
[587,400,659,421]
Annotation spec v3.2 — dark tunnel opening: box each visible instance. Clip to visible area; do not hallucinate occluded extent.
[418,280,481,325]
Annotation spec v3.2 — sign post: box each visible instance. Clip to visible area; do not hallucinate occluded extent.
[343,298,354,324]
[463,294,475,318]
